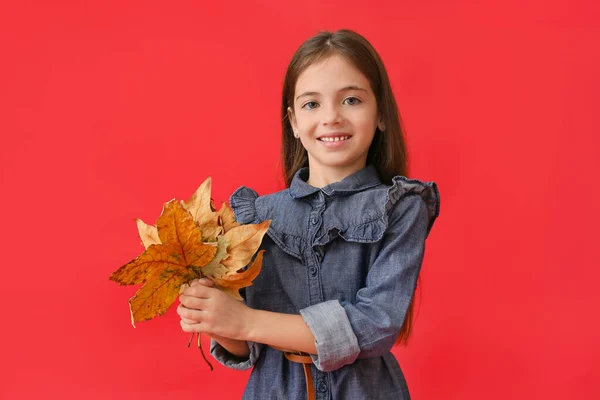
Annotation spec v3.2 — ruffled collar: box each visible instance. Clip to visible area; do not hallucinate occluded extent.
[289,164,382,199]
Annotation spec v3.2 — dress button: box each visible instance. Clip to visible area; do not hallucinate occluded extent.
[309,266,317,277]
[311,217,318,225]
[317,381,328,393]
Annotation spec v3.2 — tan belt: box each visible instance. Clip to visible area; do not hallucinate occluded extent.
[271,346,315,400]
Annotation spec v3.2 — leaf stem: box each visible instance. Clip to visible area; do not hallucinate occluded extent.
[198,333,213,371]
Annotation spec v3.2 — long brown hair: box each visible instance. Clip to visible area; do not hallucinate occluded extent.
[280,29,419,346]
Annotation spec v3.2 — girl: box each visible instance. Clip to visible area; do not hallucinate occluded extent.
[177,29,440,400]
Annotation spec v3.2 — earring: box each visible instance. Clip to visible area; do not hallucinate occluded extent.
[293,131,299,138]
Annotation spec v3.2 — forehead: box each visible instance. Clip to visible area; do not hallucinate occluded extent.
[295,54,371,93]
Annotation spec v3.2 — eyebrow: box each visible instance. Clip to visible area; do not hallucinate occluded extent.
[295,86,368,101]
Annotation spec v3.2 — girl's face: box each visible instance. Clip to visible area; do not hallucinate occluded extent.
[288,54,383,178]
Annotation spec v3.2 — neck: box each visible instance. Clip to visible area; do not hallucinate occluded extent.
[305,162,367,188]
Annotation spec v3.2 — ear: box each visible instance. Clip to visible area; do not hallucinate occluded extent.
[287,107,298,132]
[377,114,386,132]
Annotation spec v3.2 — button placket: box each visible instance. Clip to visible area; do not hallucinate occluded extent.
[306,193,325,306]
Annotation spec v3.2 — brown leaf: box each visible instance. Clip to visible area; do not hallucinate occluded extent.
[110,200,218,326]
[109,243,179,286]
[197,217,223,242]
[217,202,240,233]
[128,262,197,326]
[111,179,271,328]
[211,250,264,300]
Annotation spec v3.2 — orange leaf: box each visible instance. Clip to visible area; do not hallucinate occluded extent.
[110,179,271,327]
[128,262,197,326]
[110,200,218,326]
[211,250,264,300]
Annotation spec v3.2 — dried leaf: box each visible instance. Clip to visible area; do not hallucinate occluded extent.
[110,200,218,326]
[217,202,240,233]
[110,179,271,328]
[128,258,197,325]
[135,218,160,249]
[197,217,223,242]
[182,177,214,225]
[221,220,271,271]
[212,250,265,300]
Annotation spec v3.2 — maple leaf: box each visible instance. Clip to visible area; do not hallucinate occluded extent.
[110,178,271,369]
[110,200,217,326]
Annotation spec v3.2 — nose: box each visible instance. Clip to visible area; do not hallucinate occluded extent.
[321,103,342,126]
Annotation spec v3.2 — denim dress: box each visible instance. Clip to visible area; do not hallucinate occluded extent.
[210,164,440,400]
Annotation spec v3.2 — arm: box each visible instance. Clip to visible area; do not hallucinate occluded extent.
[245,310,317,354]
[179,282,316,354]
[208,335,250,358]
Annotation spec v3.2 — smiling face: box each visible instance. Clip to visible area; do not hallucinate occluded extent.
[288,54,384,184]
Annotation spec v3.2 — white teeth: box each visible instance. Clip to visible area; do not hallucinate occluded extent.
[320,136,349,142]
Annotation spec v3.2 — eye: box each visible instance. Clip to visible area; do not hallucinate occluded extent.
[343,97,361,106]
[302,101,319,110]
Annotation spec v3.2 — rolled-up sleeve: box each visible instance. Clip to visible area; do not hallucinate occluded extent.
[209,339,264,370]
[209,286,265,370]
[299,195,430,372]
[299,300,361,371]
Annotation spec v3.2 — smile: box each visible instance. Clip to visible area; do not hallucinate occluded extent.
[318,136,350,142]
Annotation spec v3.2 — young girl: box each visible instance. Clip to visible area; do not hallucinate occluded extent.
[177,29,440,400]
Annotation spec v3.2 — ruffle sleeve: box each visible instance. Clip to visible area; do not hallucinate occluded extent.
[229,186,260,224]
[385,176,440,237]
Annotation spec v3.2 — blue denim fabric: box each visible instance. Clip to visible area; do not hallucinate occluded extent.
[210,164,440,400]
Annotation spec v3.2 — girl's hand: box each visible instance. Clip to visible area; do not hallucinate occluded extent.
[177,278,251,341]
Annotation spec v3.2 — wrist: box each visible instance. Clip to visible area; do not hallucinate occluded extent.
[241,307,259,342]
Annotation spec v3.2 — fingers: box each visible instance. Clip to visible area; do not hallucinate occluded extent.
[191,278,214,287]
[180,319,204,333]
[176,302,205,322]
[181,316,197,325]
[178,294,207,311]
[182,283,212,298]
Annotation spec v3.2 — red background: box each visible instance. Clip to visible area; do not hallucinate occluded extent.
[1,1,599,399]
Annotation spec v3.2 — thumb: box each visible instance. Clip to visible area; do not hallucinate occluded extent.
[179,282,190,294]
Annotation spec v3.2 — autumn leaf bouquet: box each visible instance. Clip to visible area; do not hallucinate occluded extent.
[109,178,270,368]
